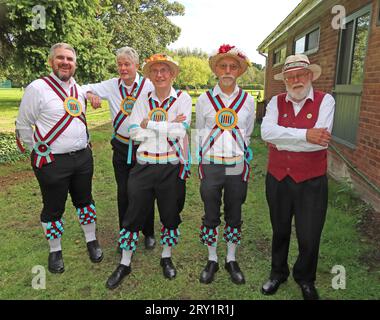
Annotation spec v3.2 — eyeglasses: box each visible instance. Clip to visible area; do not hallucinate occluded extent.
[284,71,311,82]
[150,67,171,75]
[217,63,240,71]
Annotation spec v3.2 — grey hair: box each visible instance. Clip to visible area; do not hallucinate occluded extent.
[48,43,77,62]
[116,46,139,65]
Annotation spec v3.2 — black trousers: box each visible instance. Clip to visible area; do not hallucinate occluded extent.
[111,138,155,236]
[122,163,185,232]
[265,173,328,285]
[200,163,247,229]
[32,146,94,223]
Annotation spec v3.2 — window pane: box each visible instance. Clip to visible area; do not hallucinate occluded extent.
[351,13,370,84]
[295,37,305,54]
[307,29,319,51]
[337,20,354,84]
[280,47,287,62]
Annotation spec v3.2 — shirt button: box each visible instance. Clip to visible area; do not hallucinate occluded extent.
[286,168,290,171]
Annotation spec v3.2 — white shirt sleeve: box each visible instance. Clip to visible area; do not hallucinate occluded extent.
[244,95,256,146]
[15,84,42,150]
[128,96,156,141]
[261,94,336,152]
[146,93,192,139]
[81,79,113,99]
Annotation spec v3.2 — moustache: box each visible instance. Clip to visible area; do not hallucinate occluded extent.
[221,75,236,81]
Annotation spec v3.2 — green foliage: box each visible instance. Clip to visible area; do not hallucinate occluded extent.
[0,132,28,164]
[174,56,211,89]
[0,0,184,86]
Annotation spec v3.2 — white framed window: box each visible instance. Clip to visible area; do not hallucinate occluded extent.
[294,25,320,55]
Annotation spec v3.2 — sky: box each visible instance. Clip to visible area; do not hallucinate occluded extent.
[168,0,302,67]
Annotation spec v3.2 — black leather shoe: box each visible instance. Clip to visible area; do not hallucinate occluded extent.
[144,235,156,250]
[261,278,287,295]
[106,264,131,290]
[200,260,219,284]
[48,250,65,274]
[300,283,319,300]
[86,240,103,263]
[225,261,245,285]
[160,257,176,279]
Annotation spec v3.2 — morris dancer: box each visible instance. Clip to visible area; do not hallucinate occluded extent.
[106,54,192,289]
[15,43,103,274]
[82,46,157,250]
[196,44,255,285]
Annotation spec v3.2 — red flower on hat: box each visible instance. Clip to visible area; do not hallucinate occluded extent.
[218,44,235,54]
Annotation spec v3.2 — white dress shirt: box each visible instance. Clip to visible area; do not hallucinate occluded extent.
[261,87,335,152]
[16,73,88,153]
[81,73,154,139]
[128,87,192,164]
[195,84,255,161]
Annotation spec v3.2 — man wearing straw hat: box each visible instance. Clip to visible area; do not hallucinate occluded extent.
[82,46,157,251]
[196,44,255,285]
[106,53,192,289]
[261,54,335,300]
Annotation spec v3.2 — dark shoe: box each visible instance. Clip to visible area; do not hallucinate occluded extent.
[106,264,131,290]
[86,240,103,263]
[224,260,245,285]
[300,283,319,300]
[200,260,219,284]
[144,235,156,250]
[160,257,176,279]
[261,278,287,295]
[48,250,65,274]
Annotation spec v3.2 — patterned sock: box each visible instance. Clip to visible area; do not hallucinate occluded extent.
[226,242,237,263]
[207,245,218,262]
[81,222,96,243]
[161,245,172,258]
[120,249,133,267]
[41,222,62,253]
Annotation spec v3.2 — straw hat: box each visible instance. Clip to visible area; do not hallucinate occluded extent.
[142,53,179,78]
[274,54,322,81]
[209,44,251,76]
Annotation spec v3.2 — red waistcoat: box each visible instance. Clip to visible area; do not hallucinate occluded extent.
[268,91,327,183]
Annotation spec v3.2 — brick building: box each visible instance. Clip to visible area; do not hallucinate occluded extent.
[258,0,380,211]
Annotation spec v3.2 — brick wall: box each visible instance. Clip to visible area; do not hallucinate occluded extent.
[263,0,380,211]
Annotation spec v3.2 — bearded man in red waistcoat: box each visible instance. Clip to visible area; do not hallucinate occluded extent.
[260,54,335,300]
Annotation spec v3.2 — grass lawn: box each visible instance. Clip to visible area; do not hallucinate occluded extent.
[0,89,379,300]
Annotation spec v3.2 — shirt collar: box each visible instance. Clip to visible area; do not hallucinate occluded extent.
[213,84,240,98]
[120,73,140,88]
[50,72,76,88]
[150,87,177,103]
[286,86,314,104]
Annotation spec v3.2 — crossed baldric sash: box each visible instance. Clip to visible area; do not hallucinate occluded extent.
[31,76,88,168]
[143,90,191,180]
[198,88,253,182]
[113,77,146,164]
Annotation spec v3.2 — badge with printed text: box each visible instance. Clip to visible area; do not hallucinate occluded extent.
[120,96,136,116]
[215,108,238,130]
[148,108,168,122]
[307,113,313,119]
[64,97,82,117]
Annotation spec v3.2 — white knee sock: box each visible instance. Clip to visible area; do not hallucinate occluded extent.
[161,245,172,258]
[81,222,96,243]
[226,242,237,262]
[41,222,62,253]
[121,249,133,266]
[207,245,218,262]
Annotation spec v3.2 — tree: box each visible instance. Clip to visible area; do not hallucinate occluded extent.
[0,0,185,85]
[101,0,185,62]
[174,56,211,90]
